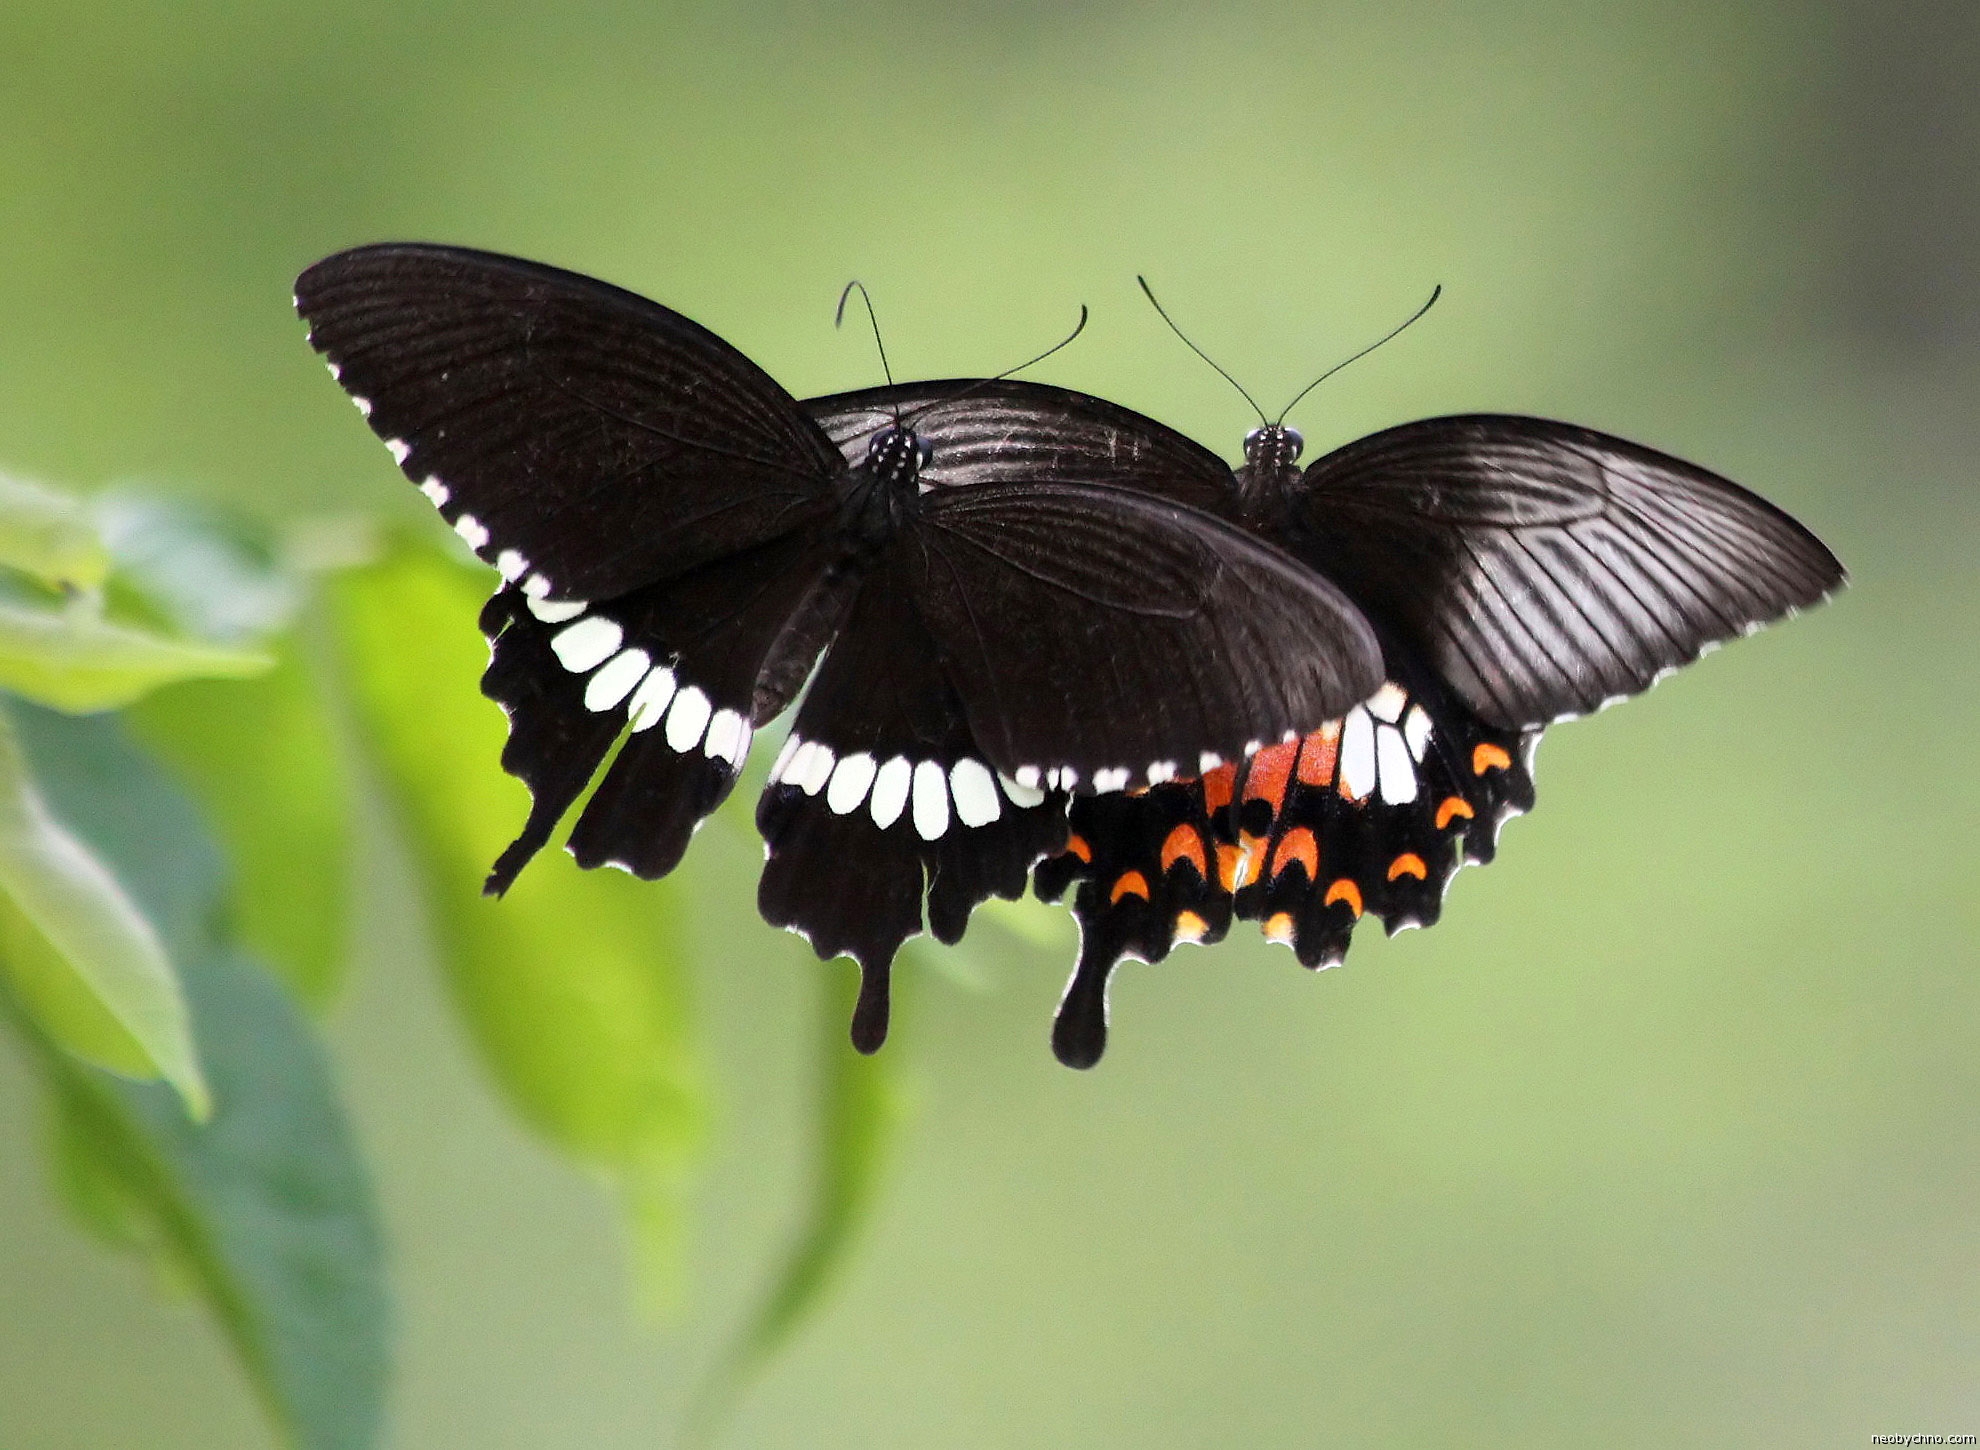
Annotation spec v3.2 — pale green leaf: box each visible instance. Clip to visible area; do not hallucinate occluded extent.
[129,614,353,1006]
[0,595,269,712]
[0,472,109,590]
[3,703,390,1450]
[329,544,704,1285]
[0,704,208,1116]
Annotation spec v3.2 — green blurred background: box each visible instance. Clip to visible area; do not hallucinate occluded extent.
[2,0,1976,1445]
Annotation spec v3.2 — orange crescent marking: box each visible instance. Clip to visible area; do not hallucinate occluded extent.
[1064,833,1092,863]
[1387,852,1428,881]
[1270,826,1319,881]
[1173,910,1210,943]
[1109,870,1151,903]
[1472,742,1512,775]
[1159,824,1208,876]
[1323,878,1364,918]
[1295,724,1340,786]
[1435,796,1475,830]
[1242,740,1298,815]
[1262,912,1295,944]
[1200,762,1238,816]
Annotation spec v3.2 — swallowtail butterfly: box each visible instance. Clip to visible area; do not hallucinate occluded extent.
[294,245,1387,1052]
[804,381,1845,1066]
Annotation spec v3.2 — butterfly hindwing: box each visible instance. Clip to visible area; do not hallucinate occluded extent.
[481,529,847,892]
[758,554,1068,1051]
[1292,415,1847,728]
[297,244,843,604]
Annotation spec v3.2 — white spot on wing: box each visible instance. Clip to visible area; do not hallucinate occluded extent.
[1375,723,1418,804]
[1198,752,1223,774]
[1366,681,1407,723]
[826,753,878,814]
[352,394,372,417]
[522,573,552,599]
[1013,765,1041,791]
[1146,760,1177,784]
[583,649,650,711]
[703,709,746,766]
[912,760,950,839]
[998,771,1045,808]
[768,732,803,782]
[496,549,527,581]
[551,616,622,673]
[454,513,490,551]
[1403,705,1433,761]
[664,686,713,752]
[527,594,587,624]
[794,740,835,795]
[420,477,449,508]
[950,758,1001,826]
[1339,706,1376,800]
[628,667,678,731]
[387,438,412,466]
[870,756,911,828]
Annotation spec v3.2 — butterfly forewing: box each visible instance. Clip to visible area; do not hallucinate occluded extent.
[910,480,1383,787]
[1294,416,1847,727]
[296,244,844,602]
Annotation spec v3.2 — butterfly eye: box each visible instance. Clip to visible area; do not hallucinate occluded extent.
[1242,427,1268,460]
[1280,426,1304,461]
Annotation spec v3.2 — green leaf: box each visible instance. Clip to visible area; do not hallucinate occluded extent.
[1,704,390,1450]
[0,704,208,1115]
[96,494,299,645]
[328,544,704,1286]
[691,967,902,1437]
[129,613,353,1006]
[0,471,109,590]
[0,594,270,711]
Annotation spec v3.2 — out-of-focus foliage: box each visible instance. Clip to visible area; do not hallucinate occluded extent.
[131,637,353,1006]
[694,969,903,1434]
[330,543,705,1289]
[2,703,388,1450]
[0,472,108,591]
[0,594,268,712]
[0,707,207,1113]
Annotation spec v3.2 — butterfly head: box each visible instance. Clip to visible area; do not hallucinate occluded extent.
[1243,423,1304,471]
[867,424,933,489]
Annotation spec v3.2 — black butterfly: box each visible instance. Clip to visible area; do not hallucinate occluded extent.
[803,380,1846,1067]
[293,244,1388,1052]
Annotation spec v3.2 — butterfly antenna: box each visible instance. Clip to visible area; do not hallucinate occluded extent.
[836,280,897,390]
[1274,285,1442,424]
[1136,275,1269,427]
[899,305,1089,425]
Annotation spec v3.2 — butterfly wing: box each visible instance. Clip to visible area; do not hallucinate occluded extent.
[909,480,1384,788]
[757,552,1068,1053]
[1035,651,1537,1067]
[296,243,844,603]
[479,529,851,894]
[806,380,1240,516]
[1292,415,1846,728]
